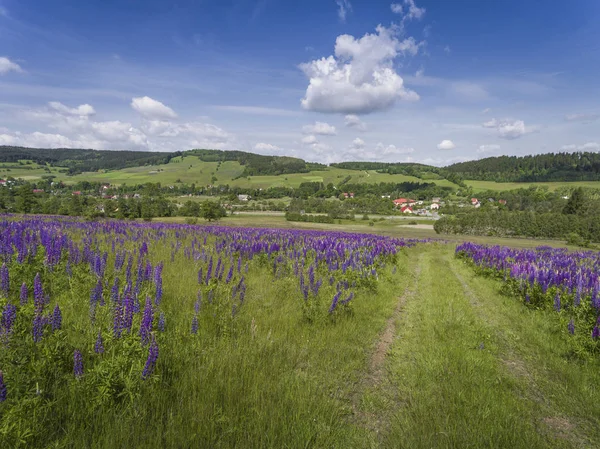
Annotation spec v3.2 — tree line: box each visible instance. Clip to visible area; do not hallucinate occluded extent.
[446,152,600,182]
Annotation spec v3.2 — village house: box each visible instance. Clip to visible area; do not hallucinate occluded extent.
[393,198,408,207]
[401,206,413,214]
[430,203,440,210]
[342,192,355,199]
[238,194,250,202]
[499,199,507,205]
[431,197,441,203]
[32,189,44,194]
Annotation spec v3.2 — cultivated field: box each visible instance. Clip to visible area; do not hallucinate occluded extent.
[1,215,599,448]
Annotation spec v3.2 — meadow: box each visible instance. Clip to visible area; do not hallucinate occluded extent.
[1,215,600,448]
[8,156,600,196]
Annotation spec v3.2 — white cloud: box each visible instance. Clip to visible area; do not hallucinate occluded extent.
[254,142,281,152]
[301,135,318,145]
[344,114,367,131]
[350,137,365,149]
[560,142,599,152]
[299,25,421,114]
[131,96,177,119]
[390,3,403,14]
[48,101,96,116]
[403,0,426,20]
[443,45,451,54]
[345,141,414,162]
[11,100,234,152]
[437,139,456,150]
[0,57,23,75]
[564,113,599,123]
[482,108,491,114]
[336,0,352,22]
[302,121,337,136]
[482,118,537,140]
[478,144,501,153]
[376,142,414,155]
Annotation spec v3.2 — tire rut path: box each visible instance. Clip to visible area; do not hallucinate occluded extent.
[350,251,424,440]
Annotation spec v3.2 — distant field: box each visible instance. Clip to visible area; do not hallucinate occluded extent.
[5,157,600,194]
[466,179,600,193]
[0,156,460,190]
[158,214,576,250]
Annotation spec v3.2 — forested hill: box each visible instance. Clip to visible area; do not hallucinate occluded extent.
[0,146,324,176]
[188,149,326,176]
[445,152,600,182]
[0,146,179,175]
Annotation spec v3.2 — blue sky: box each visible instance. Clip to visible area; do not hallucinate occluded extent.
[1,0,599,165]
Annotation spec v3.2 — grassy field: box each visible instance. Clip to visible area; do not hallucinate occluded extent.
[466,179,600,193]
[0,157,458,189]
[160,213,578,249]
[6,156,600,195]
[2,215,600,447]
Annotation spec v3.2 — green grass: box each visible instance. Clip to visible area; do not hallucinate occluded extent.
[356,245,600,448]
[4,215,600,448]
[466,179,600,193]
[1,156,460,190]
[158,214,579,250]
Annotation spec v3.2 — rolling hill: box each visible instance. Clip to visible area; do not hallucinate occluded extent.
[2,146,600,193]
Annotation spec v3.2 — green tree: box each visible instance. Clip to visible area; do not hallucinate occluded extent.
[15,184,37,213]
[200,201,226,221]
[563,187,586,215]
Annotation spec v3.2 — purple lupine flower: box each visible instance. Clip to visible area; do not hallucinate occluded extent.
[51,304,62,331]
[73,350,84,378]
[0,263,9,296]
[554,292,561,312]
[122,293,134,333]
[341,292,354,306]
[32,314,44,343]
[158,312,165,332]
[65,261,72,277]
[0,370,6,402]
[140,296,153,346]
[191,315,199,334]
[197,267,203,285]
[95,332,104,354]
[20,282,28,306]
[592,326,600,339]
[142,336,159,380]
[90,279,103,307]
[329,291,342,314]
[34,273,44,312]
[111,277,120,303]
[206,257,213,285]
[113,300,123,338]
[567,319,575,335]
[225,265,234,284]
